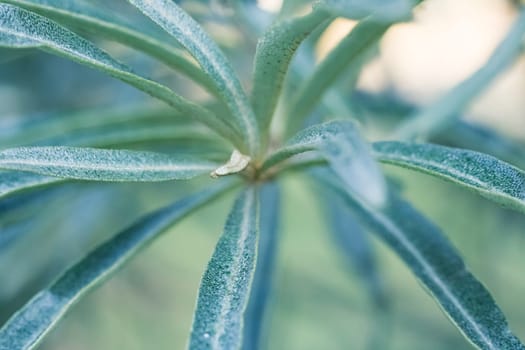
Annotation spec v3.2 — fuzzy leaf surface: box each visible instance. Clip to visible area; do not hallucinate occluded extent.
[314,170,525,350]
[0,0,217,93]
[0,181,235,350]
[242,182,280,350]
[127,0,260,155]
[0,147,216,181]
[373,141,525,214]
[0,4,239,145]
[263,120,386,207]
[189,187,259,350]
[251,8,331,132]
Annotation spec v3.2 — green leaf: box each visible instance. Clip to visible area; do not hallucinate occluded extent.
[322,191,387,307]
[316,0,414,22]
[0,0,218,94]
[262,120,387,207]
[0,171,62,199]
[313,169,525,350]
[242,182,280,350]
[0,147,216,181]
[127,0,260,155]
[436,121,525,170]
[0,4,242,148]
[373,141,525,214]
[0,105,179,148]
[0,180,235,350]
[285,18,390,135]
[189,187,259,350]
[251,8,332,135]
[394,7,525,140]
[0,105,226,151]
[35,122,222,149]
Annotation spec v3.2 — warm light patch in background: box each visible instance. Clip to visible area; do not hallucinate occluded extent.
[314,0,525,138]
[257,0,283,13]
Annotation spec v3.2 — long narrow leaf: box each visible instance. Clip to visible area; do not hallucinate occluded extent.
[35,123,222,149]
[127,0,260,155]
[322,191,387,307]
[0,147,216,181]
[394,6,525,140]
[0,0,218,94]
[285,19,390,134]
[251,8,332,133]
[242,182,280,350]
[437,121,525,169]
[189,187,259,349]
[0,4,242,148]
[0,171,62,199]
[0,105,179,148]
[373,141,525,214]
[313,169,525,350]
[262,120,386,207]
[316,0,413,22]
[0,180,236,350]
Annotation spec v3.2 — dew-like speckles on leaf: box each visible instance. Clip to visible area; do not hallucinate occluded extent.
[373,141,525,214]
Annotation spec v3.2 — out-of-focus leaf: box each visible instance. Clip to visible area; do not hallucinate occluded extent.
[0,105,179,148]
[127,0,260,155]
[373,141,525,214]
[394,7,525,140]
[316,0,414,22]
[35,123,220,148]
[436,121,525,169]
[349,89,525,170]
[313,169,525,350]
[251,8,332,134]
[0,180,236,350]
[242,182,280,350]
[0,4,242,147]
[189,187,259,349]
[285,19,390,134]
[0,0,218,94]
[322,192,387,307]
[262,120,386,207]
[0,171,62,200]
[0,147,216,182]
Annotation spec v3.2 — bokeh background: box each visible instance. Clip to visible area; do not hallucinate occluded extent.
[1,0,524,349]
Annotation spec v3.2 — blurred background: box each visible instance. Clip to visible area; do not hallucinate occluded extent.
[1,0,524,349]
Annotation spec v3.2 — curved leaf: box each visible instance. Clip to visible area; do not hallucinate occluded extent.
[373,141,525,214]
[286,18,390,134]
[0,4,242,148]
[0,171,62,199]
[0,105,179,148]
[436,121,525,170]
[127,0,260,155]
[322,191,387,307]
[313,169,525,350]
[242,182,280,350]
[189,187,259,350]
[262,120,387,207]
[0,0,218,94]
[251,8,332,133]
[0,180,236,350]
[35,123,221,148]
[394,7,525,140]
[0,147,216,181]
